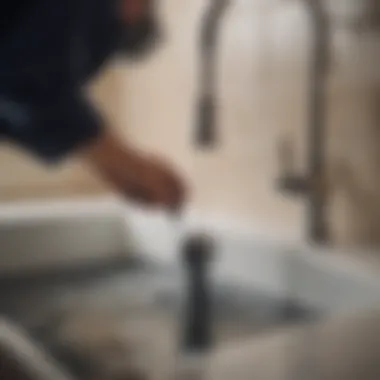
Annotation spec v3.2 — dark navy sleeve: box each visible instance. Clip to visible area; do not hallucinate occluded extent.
[4,90,104,163]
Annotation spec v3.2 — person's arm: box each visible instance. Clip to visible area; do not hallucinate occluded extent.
[4,90,186,209]
[79,128,186,208]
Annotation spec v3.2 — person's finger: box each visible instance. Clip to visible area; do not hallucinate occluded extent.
[127,183,157,206]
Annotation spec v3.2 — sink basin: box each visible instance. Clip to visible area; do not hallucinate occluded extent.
[1,199,380,379]
[0,258,319,379]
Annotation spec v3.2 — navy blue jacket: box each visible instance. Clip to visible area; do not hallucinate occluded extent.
[0,0,121,161]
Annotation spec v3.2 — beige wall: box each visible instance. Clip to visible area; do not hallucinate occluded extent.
[121,0,380,246]
[1,0,380,247]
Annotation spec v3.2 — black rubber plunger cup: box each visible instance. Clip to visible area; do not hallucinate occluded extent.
[181,233,215,355]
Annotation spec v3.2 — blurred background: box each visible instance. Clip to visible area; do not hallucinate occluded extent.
[0,0,380,379]
[1,0,380,246]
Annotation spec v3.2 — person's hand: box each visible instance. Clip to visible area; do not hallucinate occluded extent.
[81,130,187,210]
[122,153,186,210]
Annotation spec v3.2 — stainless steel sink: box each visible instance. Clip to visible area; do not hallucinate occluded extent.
[1,200,380,379]
[0,257,319,380]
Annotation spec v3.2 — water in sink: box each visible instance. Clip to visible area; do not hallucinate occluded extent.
[0,258,320,379]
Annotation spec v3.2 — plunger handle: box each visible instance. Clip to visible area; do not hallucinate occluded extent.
[181,233,214,354]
